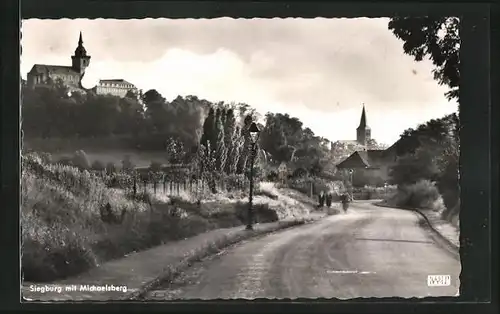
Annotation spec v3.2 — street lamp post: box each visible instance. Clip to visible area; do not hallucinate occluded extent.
[246,122,261,231]
[348,168,354,201]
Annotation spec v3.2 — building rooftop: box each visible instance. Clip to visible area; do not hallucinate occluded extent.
[99,79,135,86]
[29,64,78,75]
[336,149,393,169]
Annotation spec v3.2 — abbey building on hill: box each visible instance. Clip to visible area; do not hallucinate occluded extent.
[27,32,90,91]
[26,32,138,98]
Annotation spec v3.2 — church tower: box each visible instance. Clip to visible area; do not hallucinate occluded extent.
[71,31,91,75]
[356,104,371,146]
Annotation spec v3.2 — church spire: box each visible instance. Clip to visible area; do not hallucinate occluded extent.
[358,103,367,129]
[356,103,371,146]
[72,31,91,75]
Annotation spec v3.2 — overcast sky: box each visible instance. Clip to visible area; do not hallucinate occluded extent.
[21,18,457,145]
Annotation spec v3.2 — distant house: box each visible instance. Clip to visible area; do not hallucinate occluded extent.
[26,32,90,92]
[93,79,138,98]
[336,144,398,187]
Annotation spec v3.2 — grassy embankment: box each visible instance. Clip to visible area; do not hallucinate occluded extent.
[21,153,313,283]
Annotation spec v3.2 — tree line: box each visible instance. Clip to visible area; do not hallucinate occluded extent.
[22,80,351,182]
[21,80,211,150]
[389,112,459,212]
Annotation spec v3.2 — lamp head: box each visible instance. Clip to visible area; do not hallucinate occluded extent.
[249,122,260,144]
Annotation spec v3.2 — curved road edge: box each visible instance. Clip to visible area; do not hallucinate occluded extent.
[130,215,328,300]
[374,202,459,258]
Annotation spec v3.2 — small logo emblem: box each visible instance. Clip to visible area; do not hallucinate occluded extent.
[427,275,451,286]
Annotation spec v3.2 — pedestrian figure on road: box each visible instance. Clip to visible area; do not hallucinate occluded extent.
[325,192,333,208]
[340,193,350,213]
[318,190,325,209]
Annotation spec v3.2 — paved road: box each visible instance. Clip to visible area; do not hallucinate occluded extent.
[145,202,460,300]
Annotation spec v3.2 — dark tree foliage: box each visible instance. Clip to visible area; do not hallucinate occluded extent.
[390,113,460,211]
[22,83,208,149]
[388,16,460,101]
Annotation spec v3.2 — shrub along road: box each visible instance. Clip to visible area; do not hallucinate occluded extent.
[146,201,460,300]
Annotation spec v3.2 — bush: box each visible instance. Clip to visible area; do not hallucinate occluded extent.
[224,174,249,192]
[127,190,153,205]
[57,156,73,166]
[255,181,279,200]
[38,152,53,164]
[234,202,279,224]
[121,155,135,172]
[105,162,117,174]
[393,180,442,209]
[72,150,91,170]
[149,161,163,173]
[292,168,308,178]
[265,170,279,182]
[353,185,397,200]
[103,172,134,190]
[287,177,340,197]
[91,160,106,171]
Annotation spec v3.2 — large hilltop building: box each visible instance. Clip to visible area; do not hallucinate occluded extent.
[27,32,90,91]
[26,32,138,97]
[92,79,138,98]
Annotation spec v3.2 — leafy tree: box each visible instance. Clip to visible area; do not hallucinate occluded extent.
[105,162,117,174]
[260,113,288,163]
[91,160,106,171]
[200,107,216,149]
[435,114,460,210]
[214,108,226,172]
[367,139,389,150]
[121,155,135,172]
[72,150,91,170]
[198,142,217,193]
[223,108,237,174]
[116,96,145,135]
[165,137,185,164]
[389,112,460,214]
[388,16,460,101]
[389,147,440,186]
[236,114,254,174]
[149,161,163,173]
[125,89,138,99]
[141,89,165,105]
[229,126,243,174]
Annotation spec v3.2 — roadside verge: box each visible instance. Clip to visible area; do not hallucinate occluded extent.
[21,214,324,302]
[375,202,459,256]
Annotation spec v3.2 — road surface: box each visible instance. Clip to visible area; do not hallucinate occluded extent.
[145,201,460,300]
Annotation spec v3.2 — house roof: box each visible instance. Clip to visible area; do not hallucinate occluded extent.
[336,149,393,169]
[99,79,135,86]
[29,64,78,76]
